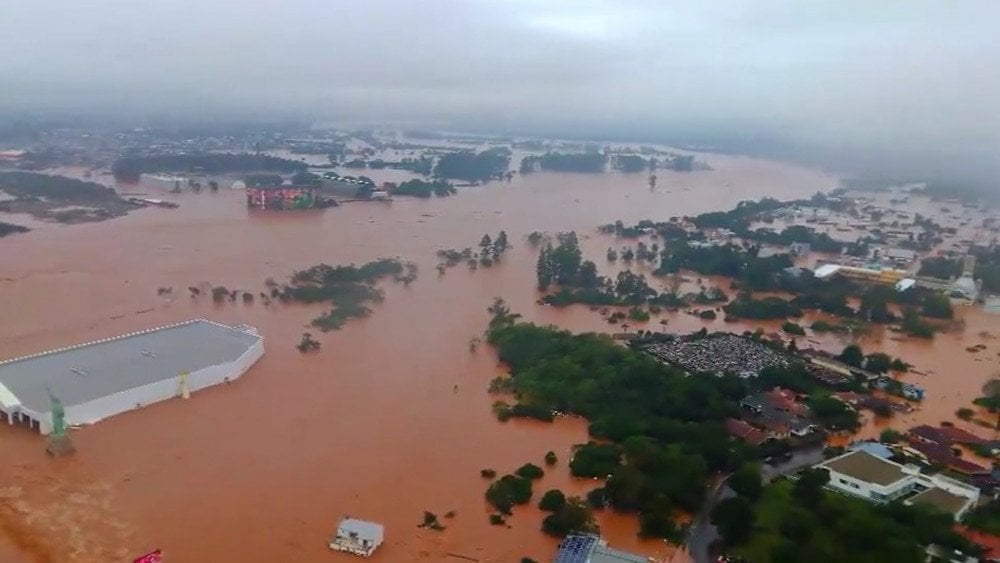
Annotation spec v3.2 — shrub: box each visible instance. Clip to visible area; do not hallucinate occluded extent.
[211,286,230,303]
[486,475,533,514]
[419,511,445,531]
[628,307,651,322]
[516,463,545,480]
[569,443,622,478]
[880,429,903,443]
[489,514,506,526]
[781,321,806,336]
[544,451,558,466]
[481,468,497,479]
[539,489,567,512]
[296,333,320,353]
[699,310,717,320]
[541,497,598,537]
[956,408,975,421]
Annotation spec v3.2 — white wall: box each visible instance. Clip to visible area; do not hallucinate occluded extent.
[33,339,263,435]
[826,469,912,502]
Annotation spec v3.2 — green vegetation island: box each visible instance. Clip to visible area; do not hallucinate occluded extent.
[0,171,135,223]
[277,258,417,331]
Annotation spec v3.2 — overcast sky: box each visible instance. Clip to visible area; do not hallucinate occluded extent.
[2,0,998,174]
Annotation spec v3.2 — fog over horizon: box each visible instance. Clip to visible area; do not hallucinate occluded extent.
[2,0,998,183]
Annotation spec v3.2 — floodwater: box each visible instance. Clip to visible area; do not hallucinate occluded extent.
[1,153,987,562]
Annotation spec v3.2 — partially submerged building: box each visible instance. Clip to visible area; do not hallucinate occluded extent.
[329,518,383,558]
[0,319,263,434]
[813,263,916,292]
[246,185,326,210]
[817,450,980,520]
[554,534,647,563]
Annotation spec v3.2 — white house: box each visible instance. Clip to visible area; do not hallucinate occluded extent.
[817,450,979,520]
[330,518,384,557]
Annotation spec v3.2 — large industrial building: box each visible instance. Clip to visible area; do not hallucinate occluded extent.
[0,319,264,435]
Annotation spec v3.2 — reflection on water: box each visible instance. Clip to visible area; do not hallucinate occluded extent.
[5,154,990,562]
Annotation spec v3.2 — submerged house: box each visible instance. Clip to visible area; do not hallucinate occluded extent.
[329,518,383,558]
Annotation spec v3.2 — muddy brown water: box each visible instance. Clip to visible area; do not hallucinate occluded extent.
[1,157,992,562]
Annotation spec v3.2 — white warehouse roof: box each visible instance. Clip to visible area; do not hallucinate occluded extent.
[0,319,261,414]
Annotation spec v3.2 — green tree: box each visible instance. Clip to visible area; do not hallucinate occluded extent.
[880,428,903,443]
[494,231,509,253]
[793,468,830,506]
[536,246,553,290]
[807,396,860,431]
[921,293,953,319]
[859,286,894,323]
[729,464,763,501]
[864,352,893,374]
[838,344,865,368]
[516,463,545,480]
[480,234,493,255]
[538,489,567,512]
[544,451,558,466]
[541,497,598,537]
[569,443,622,478]
[712,496,755,545]
[485,475,533,514]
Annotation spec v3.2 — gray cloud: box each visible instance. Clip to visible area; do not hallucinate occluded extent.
[2,0,998,179]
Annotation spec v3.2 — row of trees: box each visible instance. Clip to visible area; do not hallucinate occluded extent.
[393,179,456,198]
[433,148,511,182]
[436,232,510,271]
[535,232,679,308]
[520,152,607,174]
[111,152,305,181]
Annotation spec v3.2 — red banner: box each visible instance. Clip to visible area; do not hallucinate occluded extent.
[133,549,162,563]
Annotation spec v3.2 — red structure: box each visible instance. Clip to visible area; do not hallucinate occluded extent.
[246,185,322,210]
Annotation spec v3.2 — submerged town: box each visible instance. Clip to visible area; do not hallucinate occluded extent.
[0,121,998,562]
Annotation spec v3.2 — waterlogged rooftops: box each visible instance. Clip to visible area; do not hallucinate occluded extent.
[0,319,260,412]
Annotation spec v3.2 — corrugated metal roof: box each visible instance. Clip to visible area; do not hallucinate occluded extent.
[554,535,598,563]
[0,319,260,413]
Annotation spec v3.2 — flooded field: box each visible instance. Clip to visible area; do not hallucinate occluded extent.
[1,153,993,562]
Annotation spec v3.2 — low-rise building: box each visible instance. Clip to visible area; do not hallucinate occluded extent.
[817,450,979,520]
[329,518,383,558]
[0,319,263,434]
[725,418,770,446]
[740,388,818,438]
[554,534,646,563]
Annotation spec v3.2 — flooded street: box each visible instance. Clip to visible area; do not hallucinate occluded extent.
[2,154,991,562]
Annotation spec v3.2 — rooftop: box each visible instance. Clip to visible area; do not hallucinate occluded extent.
[0,319,261,413]
[337,518,383,541]
[908,487,972,517]
[591,545,648,563]
[725,418,769,446]
[554,535,598,563]
[554,534,646,563]
[822,450,909,486]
